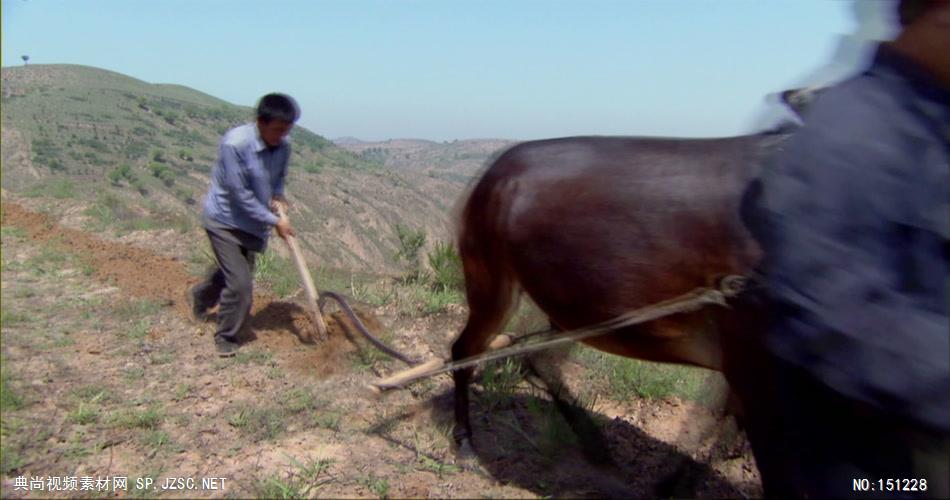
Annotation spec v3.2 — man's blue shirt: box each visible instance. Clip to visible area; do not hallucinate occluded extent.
[743,44,950,432]
[202,123,289,244]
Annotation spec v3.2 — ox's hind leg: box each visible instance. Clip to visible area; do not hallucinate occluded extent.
[451,272,515,454]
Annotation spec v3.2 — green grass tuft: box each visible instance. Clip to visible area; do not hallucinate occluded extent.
[254,249,299,298]
[358,473,390,499]
[68,403,101,425]
[0,226,27,239]
[427,240,464,292]
[24,178,76,199]
[1,371,25,411]
[227,403,285,442]
[313,411,342,432]
[478,358,523,411]
[113,298,164,322]
[254,456,334,499]
[112,405,164,430]
[232,349,274,366]
[417,455,460,478]
[278,387,320,414]
[1,309,33,326]
[576,346,713,402]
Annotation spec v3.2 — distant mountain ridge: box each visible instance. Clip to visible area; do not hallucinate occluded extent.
[334,137,515,184]
[331,136,367,145]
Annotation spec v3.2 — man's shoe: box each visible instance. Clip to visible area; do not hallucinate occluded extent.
[185,286,210,323]
[214,335,239,357]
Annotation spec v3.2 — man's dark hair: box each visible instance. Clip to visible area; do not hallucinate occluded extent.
[257,93,300,123]
[898,0,938,26]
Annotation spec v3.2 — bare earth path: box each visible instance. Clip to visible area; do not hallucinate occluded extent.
[1,199,761,498]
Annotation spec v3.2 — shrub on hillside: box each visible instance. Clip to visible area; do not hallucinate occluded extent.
[149,163,175,187]
[303,163,323,174]
[131,178,149,196]
[132,126,151,137]
[109,164,136,186]
[123,141,149,159]
[161,111,179,126]
[394,225,427,284]
[76,137,108,153]
[427,241,464,292]
[175,188,196,205]
[31,138,65,171]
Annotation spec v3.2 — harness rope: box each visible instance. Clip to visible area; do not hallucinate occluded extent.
[371,274,748,392]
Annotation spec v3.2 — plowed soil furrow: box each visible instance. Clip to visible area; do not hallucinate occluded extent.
[3,201,197,318]
[0,200,361,376]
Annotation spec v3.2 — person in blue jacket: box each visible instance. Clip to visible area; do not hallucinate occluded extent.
[739,0,948,497]
[188,93,298,357]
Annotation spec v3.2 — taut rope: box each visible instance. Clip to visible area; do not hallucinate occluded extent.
[370,275,747,392]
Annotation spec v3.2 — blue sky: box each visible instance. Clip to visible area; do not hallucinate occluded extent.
[2,0,899,141]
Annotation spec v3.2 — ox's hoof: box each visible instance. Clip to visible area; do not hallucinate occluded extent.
[453,438,484,473]
[456,438,476,458]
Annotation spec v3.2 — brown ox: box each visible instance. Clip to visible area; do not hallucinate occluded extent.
[449,130,793,453]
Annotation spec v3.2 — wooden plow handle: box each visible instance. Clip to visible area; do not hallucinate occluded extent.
[368,334,513,395]
[276,204,328,340]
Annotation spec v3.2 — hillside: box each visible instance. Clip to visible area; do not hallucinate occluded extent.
[0,64,482,274]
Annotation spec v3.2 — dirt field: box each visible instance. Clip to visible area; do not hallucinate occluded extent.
[0,199,762,498]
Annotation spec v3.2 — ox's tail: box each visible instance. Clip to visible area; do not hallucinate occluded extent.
[454,151,522,353]
[451,149,523,444]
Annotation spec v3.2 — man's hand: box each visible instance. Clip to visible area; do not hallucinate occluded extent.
[275,217,296,239]
[270,196,289,215]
